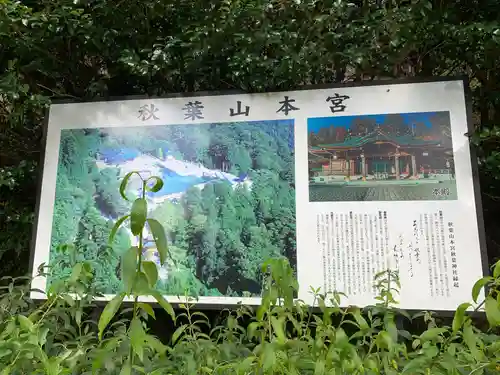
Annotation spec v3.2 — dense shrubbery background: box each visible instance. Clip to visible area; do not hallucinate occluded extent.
[1,0,500,277]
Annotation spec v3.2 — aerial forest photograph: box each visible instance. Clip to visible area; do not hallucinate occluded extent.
[308,111,458,202]
[48,120,297,298]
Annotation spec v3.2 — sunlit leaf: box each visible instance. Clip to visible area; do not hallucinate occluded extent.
[98,293,125,341]
[419,327,447,342]
[472,277,492,303]
[452,302,471,332]
[18,315,34,332]
[485,296,500,328]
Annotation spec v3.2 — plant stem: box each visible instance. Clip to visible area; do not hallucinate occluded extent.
[128,179,147,366]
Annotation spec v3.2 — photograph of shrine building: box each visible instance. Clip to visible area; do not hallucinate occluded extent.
[308,111,458,202]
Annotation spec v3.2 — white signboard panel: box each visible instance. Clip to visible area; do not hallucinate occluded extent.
[29,78,487,311]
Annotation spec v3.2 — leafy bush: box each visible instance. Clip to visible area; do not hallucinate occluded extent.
[0,173,499,374]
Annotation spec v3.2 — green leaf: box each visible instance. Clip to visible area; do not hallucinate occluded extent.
[262,343,276,371]
[147,218,168,264]
[109,215,130,246]
[18,315,34,332]
[150,289,175,321]
[131,198,147,236]
[270,316,286,344]
[472,277,492,303]
[237,356,255,373]
[142,260,158,287]
[493,260,500,278]
[314,359,325,375]
[145,176,164,193]
[69,262,83,283]
[121,247,138,294]
[419,327,447,342]
[171,324,188,345]
[0,349,12,359]
[351,308,369,330]
[452,302,471,332]
[376,330,393,350]
[485,296,500,328]
[145,334,168,354]
[119,361,132,375]
[120,171,142,201]
[129,317,145,361]
[98,292,125,341]
[247,322,262,339]
[138,302,156,319]
[463,322,482,360]
[133,271,152,295]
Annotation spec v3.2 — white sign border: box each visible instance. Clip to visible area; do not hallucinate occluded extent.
[28,77,489,312]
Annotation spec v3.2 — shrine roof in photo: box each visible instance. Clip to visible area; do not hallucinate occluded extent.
[309,129,443,151]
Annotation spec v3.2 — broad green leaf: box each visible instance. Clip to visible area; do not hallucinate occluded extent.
[150,290,175,321]
[262,343,276,371]
[69,262,83,283]
[376,330,393,350]
[463,322,482,360]
[270,316,286,344]
[133,271,151,295]
[419,327,447,342]
[98,292,125,340]
[38,327,49,346]
[121,247,138,294]
[485,296,500,328]
[334,327,349,348]
[120,171,142,201]
[108,215,130,246]
[247,322,262,339]
[147,218,168,265]
[131,198,147,235]
[142,260,158,287]
[18,315,34,332]
[471,277,492,303]
[352,308,369,330]
[138,302,156,319]
[130,317,145,361]
[452,302,471,332]
[145,176,164,193]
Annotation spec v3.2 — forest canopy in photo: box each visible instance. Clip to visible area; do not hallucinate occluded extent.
[49,120,296,298]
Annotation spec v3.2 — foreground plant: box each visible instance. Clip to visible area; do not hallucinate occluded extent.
[96,172,176,374]
[0,173,499,374]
